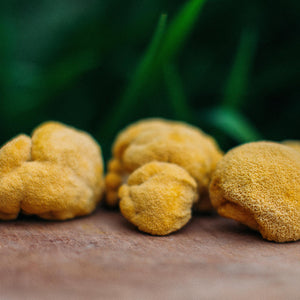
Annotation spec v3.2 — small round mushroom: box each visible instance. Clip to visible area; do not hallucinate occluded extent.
[0,121,104,220]
[105,118,222,212]
[105,119,172,207]
[209,141,300,242]
[119,161,197,235]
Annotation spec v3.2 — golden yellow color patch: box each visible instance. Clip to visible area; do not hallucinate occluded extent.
[209,141,300,242]
[119,161,197,235]
[282,140,300,153]
[105,118,222,212]
[0,122,104,220]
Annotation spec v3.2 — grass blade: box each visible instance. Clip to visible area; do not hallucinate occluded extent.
[159,0,206,61]
[98,13,168,138]
[117,13,167,110]
[203,107,262,143]
[222,27,258,109]
[163,63,194,122]
[99,0,207,138]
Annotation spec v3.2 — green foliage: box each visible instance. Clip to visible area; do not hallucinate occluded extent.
[202,108,262,144]
[100,13,168,139]
[158,0,206,61]
[101,0,207,139]
[222,27,258,110]
[0,0,299,157]
[204,25,262,144]
[163,63,194,123]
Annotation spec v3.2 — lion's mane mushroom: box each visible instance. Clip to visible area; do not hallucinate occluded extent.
[0,121,104,220]
[209,141,300,242]
[105,118,222,212]
[105,118,222,235]
[105,119,168,207]
[119,161,197,235]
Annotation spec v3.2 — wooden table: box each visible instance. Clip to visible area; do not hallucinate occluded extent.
[0,208,299,299]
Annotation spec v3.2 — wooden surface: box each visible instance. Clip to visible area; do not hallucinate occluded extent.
[0,208,299,299]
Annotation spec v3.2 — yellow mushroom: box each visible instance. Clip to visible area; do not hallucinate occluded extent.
[105,119,169,207]
[209,141,300,242]
[105,118,222,212]
[119,161,197,235]
[0,121,104,220]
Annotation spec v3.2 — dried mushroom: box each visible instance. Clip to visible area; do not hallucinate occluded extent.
[119,161,197,235]
[105,118,222,212]
[0,122,104,220]
[209,141,300,242]
[105,119,167,207]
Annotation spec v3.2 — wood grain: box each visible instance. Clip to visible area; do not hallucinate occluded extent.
[0,208,299,299]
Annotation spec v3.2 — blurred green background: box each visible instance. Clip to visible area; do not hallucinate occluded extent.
[0,0,299,160]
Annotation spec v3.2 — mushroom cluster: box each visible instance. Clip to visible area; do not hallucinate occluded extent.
[105,118,223,235]
[0,122,104,220]
[106,119,300,242]
[1,118,299,243]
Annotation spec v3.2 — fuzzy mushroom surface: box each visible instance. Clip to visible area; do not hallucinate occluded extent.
[282,140,300,153]
[105,118,222,212]
[209,141,300,242]
[0,122,104,220]
[119,161,197,235]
